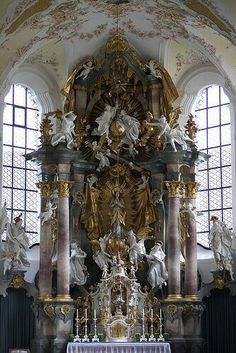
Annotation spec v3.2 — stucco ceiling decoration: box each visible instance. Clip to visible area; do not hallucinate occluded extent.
[0,0,236,97]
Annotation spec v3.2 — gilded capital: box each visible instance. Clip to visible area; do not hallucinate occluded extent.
[36,181,53,198]
[165,181,182,198]
[54,181,72,197]
[185,182,199,199]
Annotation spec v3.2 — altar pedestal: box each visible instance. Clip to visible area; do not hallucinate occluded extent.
[67,342,171,353]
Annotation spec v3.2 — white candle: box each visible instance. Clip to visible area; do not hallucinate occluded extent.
[94,309,96,319]
[159,308,162,319]
[76,309,79,318]
[142,308,145,319]
[151,309,153,320]
[85,308,88,318]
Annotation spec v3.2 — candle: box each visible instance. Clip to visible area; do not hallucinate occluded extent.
[94,309,96,319]
[151,309,153,320]
[76,309,79,318]
[142,308,145,318]
[159,308,162,319]
[85,308,88,318]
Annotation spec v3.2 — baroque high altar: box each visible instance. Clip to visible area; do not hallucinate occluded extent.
[26,36,204,353]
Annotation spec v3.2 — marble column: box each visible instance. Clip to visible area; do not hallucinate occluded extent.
[56,181,72,300]
[37,182,53,299]
[148,80,162,119]
[165,181,182,300]
[184,182,199,300]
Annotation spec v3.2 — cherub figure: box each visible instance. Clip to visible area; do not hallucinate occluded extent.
[77,60,94,80]
[146,60,162,79]
[51,111,77,149]
[38,200,57,225]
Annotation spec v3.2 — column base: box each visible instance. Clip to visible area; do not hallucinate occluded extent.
[183,295,201,301]
[55,294,73,301]
[38,295,53,301]
[165,294,183,301]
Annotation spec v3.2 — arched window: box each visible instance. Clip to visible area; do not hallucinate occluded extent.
[194,85,232,247]
[2,84,40,245]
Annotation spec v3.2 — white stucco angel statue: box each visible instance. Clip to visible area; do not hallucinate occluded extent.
[87,174,98,191]
[93,233,112,270]
[137,175,149,190]
[70,242,88,286]
[146,60,162,79]
[127,230,146,270]
[92,104,117,143]
[38,200,57,225]
[146,241,168,288]
[146,115,194,152]
[209,216,234,280]
[3,214,30,274]
[51,111,77,149]
[118,110,140,155]
[95,149,111,172]
[77,60,94,80]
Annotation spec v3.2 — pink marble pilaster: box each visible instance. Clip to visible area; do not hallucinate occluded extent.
[56,181,71,299]
[165,181,182,299]
[37,182,53,298]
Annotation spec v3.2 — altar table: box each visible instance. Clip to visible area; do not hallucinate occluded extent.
[67,342,171,353]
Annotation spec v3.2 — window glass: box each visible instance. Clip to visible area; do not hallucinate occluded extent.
[195,86,232,248]
[2,84,40,245]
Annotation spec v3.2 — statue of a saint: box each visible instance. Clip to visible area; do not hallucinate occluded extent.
[70,242,88,286]
[81,174,101,239]
[110,191,126,237]
[76,60,94,80]
[3,214,30,273]
[146,241,168,288]
[93,233,112,270]
[209,216,234,279]
[51,111,77,149]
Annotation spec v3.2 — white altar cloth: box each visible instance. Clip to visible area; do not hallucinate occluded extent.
[67,342,171,353]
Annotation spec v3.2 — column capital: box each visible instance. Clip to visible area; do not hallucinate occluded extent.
[184,182,199,199]
[36,181,54,198]
[165,181,182,198]
[54,181,73,197]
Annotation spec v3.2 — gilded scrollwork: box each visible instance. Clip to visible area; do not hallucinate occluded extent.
[167,304,178,321]
[40,115,53,145]
[43,303,55,320]
[185,114,198,141]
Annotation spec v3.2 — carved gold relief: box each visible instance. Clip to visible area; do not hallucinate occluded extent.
[167,304,178,318]
[44,303,55,319]
[11,274,24,288]
[81,164,155,242]
[60,304,71,319]
[40,115,53,145]
[185,114,198,140]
